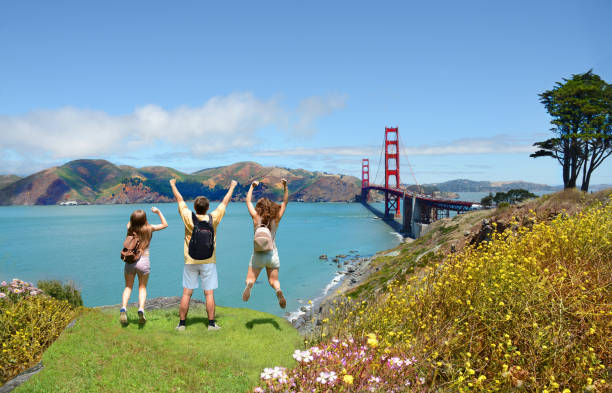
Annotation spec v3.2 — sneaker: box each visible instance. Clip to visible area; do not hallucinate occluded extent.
[119,308,127,324]
[276,290,286,309]
[138,309,146,324]
[175,324,186,332]
[242,282,254,302]
[208,323,221,331]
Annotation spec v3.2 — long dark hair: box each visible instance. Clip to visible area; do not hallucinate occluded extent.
[128,209,153,250]
[255,198,281,228]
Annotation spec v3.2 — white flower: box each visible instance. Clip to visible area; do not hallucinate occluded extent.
[316,371,337,384]
[368,376,381,384]
[0,293,6,298]
[389,357,403,368]
[292,350,313,363]
[271,366,286,380]
[260,368,274,380]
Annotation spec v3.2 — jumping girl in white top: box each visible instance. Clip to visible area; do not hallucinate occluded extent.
[242,178,289,308]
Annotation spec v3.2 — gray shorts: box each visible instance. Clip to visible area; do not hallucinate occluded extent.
[249,248,280,270]
[183,263,218,290]
[124,254,151,275]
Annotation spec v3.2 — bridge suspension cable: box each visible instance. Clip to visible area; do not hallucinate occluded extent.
[399,136,422,194]
[372,138,385,186]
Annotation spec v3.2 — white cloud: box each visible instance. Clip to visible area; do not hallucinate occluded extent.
[0,92,344,159]
[293,94,348,136]
[255,134,537,158]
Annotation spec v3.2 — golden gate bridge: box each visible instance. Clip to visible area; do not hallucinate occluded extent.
[361,127,477,237]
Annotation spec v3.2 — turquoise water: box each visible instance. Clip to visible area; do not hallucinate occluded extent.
[0,202,400,317]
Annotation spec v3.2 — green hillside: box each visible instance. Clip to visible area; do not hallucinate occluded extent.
[0,160,361,205]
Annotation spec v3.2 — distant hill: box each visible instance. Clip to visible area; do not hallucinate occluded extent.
[0,175,21,190]
[0,160,360,205]
[427,179,560,193]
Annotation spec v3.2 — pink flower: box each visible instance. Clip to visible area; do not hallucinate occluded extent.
[0,281,6,287]
[13,288,23,294]
[0,292,6,298]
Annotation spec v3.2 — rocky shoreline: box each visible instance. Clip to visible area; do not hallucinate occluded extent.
[289,239,412,335]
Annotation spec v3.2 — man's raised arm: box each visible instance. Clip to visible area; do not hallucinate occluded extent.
[169,178,184,204]
[220,180,238,208]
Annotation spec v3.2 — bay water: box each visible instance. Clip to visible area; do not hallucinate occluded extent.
[0,202,400,318]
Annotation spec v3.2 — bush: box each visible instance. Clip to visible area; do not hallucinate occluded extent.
[312,201,611,392]
[251,336,426,392]
[37,280,83,307]
[0,280,77,383]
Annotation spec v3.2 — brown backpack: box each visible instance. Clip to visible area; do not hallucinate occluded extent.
[120,233,142,263]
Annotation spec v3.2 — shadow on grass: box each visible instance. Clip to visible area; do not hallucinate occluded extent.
[120,318,148,329]
[245,318,281,330]
[186,317,210,327]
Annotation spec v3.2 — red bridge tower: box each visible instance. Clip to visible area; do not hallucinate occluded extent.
[361,159,369,188]
[384,127,400,217]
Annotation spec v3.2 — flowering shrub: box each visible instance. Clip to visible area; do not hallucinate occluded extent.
[0,278,43,302]
[0,279,77,383]
[317,200,611,392]
[251,335,426,392]
[37,279,83,307]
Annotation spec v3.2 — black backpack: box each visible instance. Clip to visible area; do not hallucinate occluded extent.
[188,213,215,260]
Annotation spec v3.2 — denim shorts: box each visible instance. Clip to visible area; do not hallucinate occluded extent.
[182,263,218,290]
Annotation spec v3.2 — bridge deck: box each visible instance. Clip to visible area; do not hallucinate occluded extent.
[364,185,476,210]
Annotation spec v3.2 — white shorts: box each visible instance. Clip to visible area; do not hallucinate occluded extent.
[182,263,218,290]
[249,248,280,270]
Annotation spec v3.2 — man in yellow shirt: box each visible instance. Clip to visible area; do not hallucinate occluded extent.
[169,178,237,331]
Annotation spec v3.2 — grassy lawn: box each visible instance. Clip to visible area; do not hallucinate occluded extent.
[16,305,303,393]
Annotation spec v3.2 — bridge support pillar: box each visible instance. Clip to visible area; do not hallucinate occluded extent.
[402,194,412,234]
[361,188,369,203]
[411,195,421,237]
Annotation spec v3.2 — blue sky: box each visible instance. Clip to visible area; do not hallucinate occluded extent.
[1,0,611,186]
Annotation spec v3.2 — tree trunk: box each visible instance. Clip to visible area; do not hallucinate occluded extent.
[581,169,593,192]
[562,154,570,188]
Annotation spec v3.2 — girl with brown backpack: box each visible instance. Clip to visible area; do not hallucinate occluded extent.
[119,207,168,324]
[242,178,289,308]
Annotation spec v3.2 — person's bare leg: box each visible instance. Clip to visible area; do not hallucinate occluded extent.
[136,272,149,324]
[266,268,285,308]
[122,272,135,309]
[204,289,215,321]
[120,272,135,323]
[179,288,193,320]
[137,272,149,310]
[243,266,262,301]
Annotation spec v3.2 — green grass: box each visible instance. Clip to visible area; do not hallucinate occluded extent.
[16,305,303,393]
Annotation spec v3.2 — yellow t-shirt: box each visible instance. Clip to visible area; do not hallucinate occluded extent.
[178,201,225,264]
